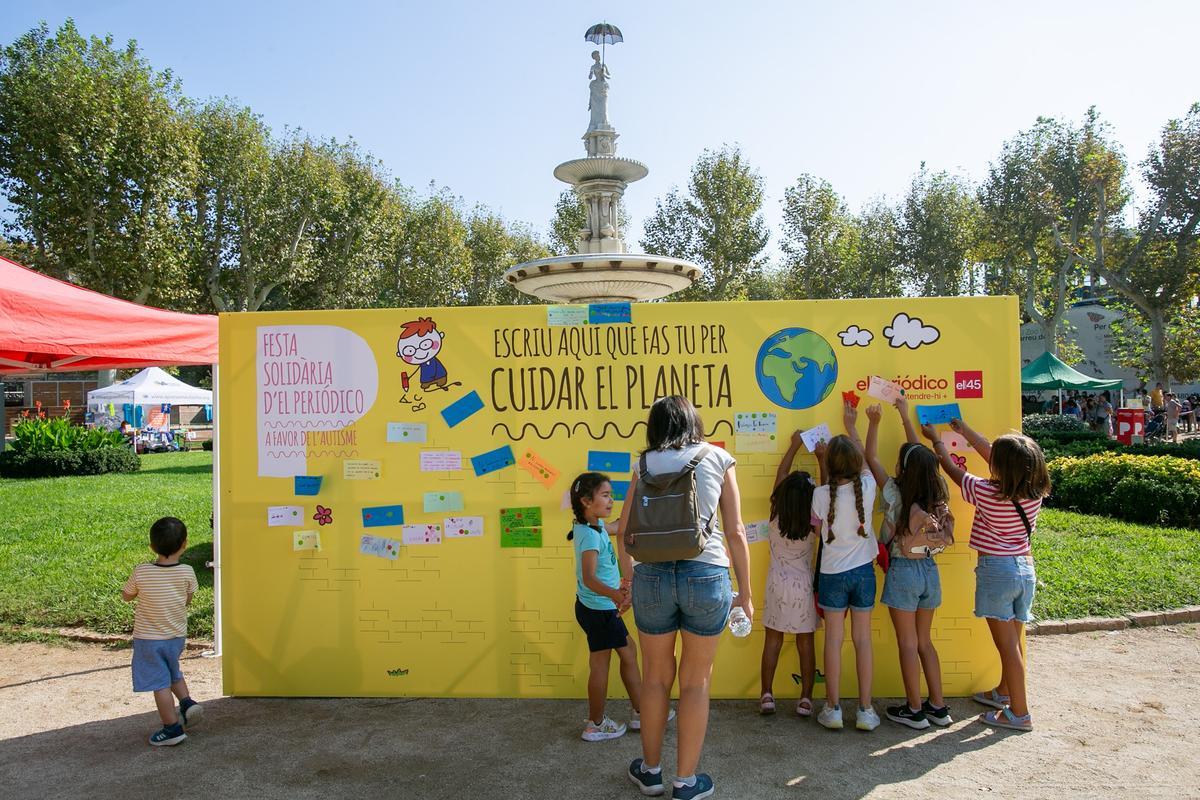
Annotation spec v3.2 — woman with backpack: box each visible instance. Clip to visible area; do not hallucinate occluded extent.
[921,415,1051,733]
[619,396,752,800]
[869,397,954,730]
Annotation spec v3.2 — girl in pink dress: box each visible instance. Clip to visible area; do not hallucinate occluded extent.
[759,430,821,717]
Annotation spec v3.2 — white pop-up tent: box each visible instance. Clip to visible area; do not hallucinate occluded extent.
[87,366,212,409]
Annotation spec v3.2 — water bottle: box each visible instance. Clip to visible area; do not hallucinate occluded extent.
[728,593,751,637]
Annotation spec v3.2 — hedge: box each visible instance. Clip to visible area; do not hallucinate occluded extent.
[1022,414,1090,435]
[0,447,141,478]
[1035,433,1200,462]
[1047,453,1200,528]
[202,440,214,451]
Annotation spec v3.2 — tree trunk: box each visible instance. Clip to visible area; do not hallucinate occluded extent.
[1148,308,1168,389]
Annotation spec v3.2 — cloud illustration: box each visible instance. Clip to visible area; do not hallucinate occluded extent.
[838,325,874,347]
[884,313,940,349]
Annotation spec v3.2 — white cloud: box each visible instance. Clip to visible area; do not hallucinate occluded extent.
[838,325,873,347]
[884,313,940,349]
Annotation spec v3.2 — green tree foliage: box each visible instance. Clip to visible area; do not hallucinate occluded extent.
[979,110,1123,360]
[548,190,587,254]
[1089,104,1200,386]
[898,164,982,296]
[641,146,769,301]
[0,20,198,307]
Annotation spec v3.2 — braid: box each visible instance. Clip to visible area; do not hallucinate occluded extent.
[826,475,838,543]
[853,475,867,537]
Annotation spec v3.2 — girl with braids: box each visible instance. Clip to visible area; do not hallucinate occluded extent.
[872,396,953,730]
[568,472,645,742]
[812,401,884,732]
[758,430,821,718]
[922,415,1050,733]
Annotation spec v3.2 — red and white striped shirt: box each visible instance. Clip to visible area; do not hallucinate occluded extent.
[961,473,1040,557]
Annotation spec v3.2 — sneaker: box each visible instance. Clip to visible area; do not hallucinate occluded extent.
[628,758,665,797]
[856,705,881,731]
[629,708,676,731]
[922,700,953,727]
[672,773,714,800]
[885,704,930,730]
[179,699,203,728]
[581,716,626,742]
[817,704,843,730]
[149,724,186,746]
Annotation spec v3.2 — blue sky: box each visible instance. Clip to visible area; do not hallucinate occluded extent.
[4,1,1198,245]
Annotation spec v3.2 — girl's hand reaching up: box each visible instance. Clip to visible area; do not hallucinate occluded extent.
[843,400,858,430]
[920,423,938,441]
[895,395,909,415]
[866,404,882,424]
[949,417,965,434]
[791,429,804,450]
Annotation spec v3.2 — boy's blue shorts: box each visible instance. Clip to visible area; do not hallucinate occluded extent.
[132,637,185,692]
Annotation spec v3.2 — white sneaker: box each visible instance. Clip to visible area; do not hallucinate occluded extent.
[856,705,881,731]
[817,704,843,730]
[629,707,676,731]
[582,716,627,741]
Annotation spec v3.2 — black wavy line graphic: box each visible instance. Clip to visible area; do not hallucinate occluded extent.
[490,418,735,442]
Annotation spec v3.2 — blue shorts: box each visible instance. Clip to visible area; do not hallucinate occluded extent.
[132,637,185,692]
[974,555,1037,623]
[632,560,732,637]
[882,558,942,611]
[818,561,877,612]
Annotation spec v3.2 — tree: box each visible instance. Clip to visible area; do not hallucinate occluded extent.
[898,164,981,296]
[387,186,471,308]
[0,20,197,306]
[464,210,548,306]
[855,199,905,297]
[640,145,769,301]
[548,190,587,254]
[979,110,1124,358]
[1088,104,1200,386]
[778,174,861,298]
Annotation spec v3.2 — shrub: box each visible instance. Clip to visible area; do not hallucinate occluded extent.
[202,440,214,451]
[0,447,141,478]
[1036,435,1200,462]
[1022,414,1090,435]
[1047,453,1200,528]
[11,416,125,454]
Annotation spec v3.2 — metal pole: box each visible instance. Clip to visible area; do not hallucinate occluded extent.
[203,362,222,659]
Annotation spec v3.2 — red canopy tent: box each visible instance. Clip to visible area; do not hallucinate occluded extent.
[0,255,217,374]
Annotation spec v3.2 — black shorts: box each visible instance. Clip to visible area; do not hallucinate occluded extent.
[574,598,630,652]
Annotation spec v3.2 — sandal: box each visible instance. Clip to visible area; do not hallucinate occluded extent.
[795,697,813,717]
[980,707,1033,732]
[760,693,776,715]
[972,689,1010,709]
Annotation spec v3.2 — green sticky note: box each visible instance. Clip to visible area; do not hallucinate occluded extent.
[423,491,464,513]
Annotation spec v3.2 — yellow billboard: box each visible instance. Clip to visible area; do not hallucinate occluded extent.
[218,296,1020,698]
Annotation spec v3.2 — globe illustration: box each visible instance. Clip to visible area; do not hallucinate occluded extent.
[755,328,838,410]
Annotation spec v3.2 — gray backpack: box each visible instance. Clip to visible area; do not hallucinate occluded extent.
[623,446,715,562]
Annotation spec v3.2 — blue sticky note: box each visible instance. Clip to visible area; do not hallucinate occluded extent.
[588,450,632,473]
[424,491,464,513]
[588,302,632,324]
[362,504,405,528]
[471,445,516,477]
[916,403,963,425]
[294,476,322,496]
[610,480,630,501]
[441,390,485,428]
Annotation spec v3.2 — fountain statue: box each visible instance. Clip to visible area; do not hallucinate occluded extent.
[503,27,702,303]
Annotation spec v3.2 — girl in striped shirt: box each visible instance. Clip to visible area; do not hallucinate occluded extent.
[922,416,1050,733]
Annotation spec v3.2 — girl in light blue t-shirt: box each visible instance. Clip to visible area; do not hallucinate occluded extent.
[569,471,645,742]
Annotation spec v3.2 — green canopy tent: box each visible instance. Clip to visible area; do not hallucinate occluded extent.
[1020,350,1124,412]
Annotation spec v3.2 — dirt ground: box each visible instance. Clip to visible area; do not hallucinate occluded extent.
[2,626,1198,800]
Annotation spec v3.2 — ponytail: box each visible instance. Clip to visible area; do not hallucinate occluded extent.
[853,474,867,538]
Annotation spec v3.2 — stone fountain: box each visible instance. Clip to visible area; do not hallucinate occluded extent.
[503,33,702,303]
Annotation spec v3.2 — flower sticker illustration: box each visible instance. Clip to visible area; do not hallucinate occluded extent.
[951,454,966,470]
[313,505,334,526]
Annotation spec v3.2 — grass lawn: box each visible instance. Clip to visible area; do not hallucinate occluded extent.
[1032,508,1200,620]
[0,453,1197,640]
[0,451,214,638]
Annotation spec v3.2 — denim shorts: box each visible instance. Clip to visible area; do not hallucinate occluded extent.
[974,555,1037,623]
[632,560,733,637]
[131,637,185,692]
[818,561,877,612]
[881,558,942,611]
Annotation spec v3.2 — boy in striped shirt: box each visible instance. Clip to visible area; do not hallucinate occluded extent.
[121,517,203,746]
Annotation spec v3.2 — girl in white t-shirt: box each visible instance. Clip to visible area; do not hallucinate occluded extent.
[811,402,882,732]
